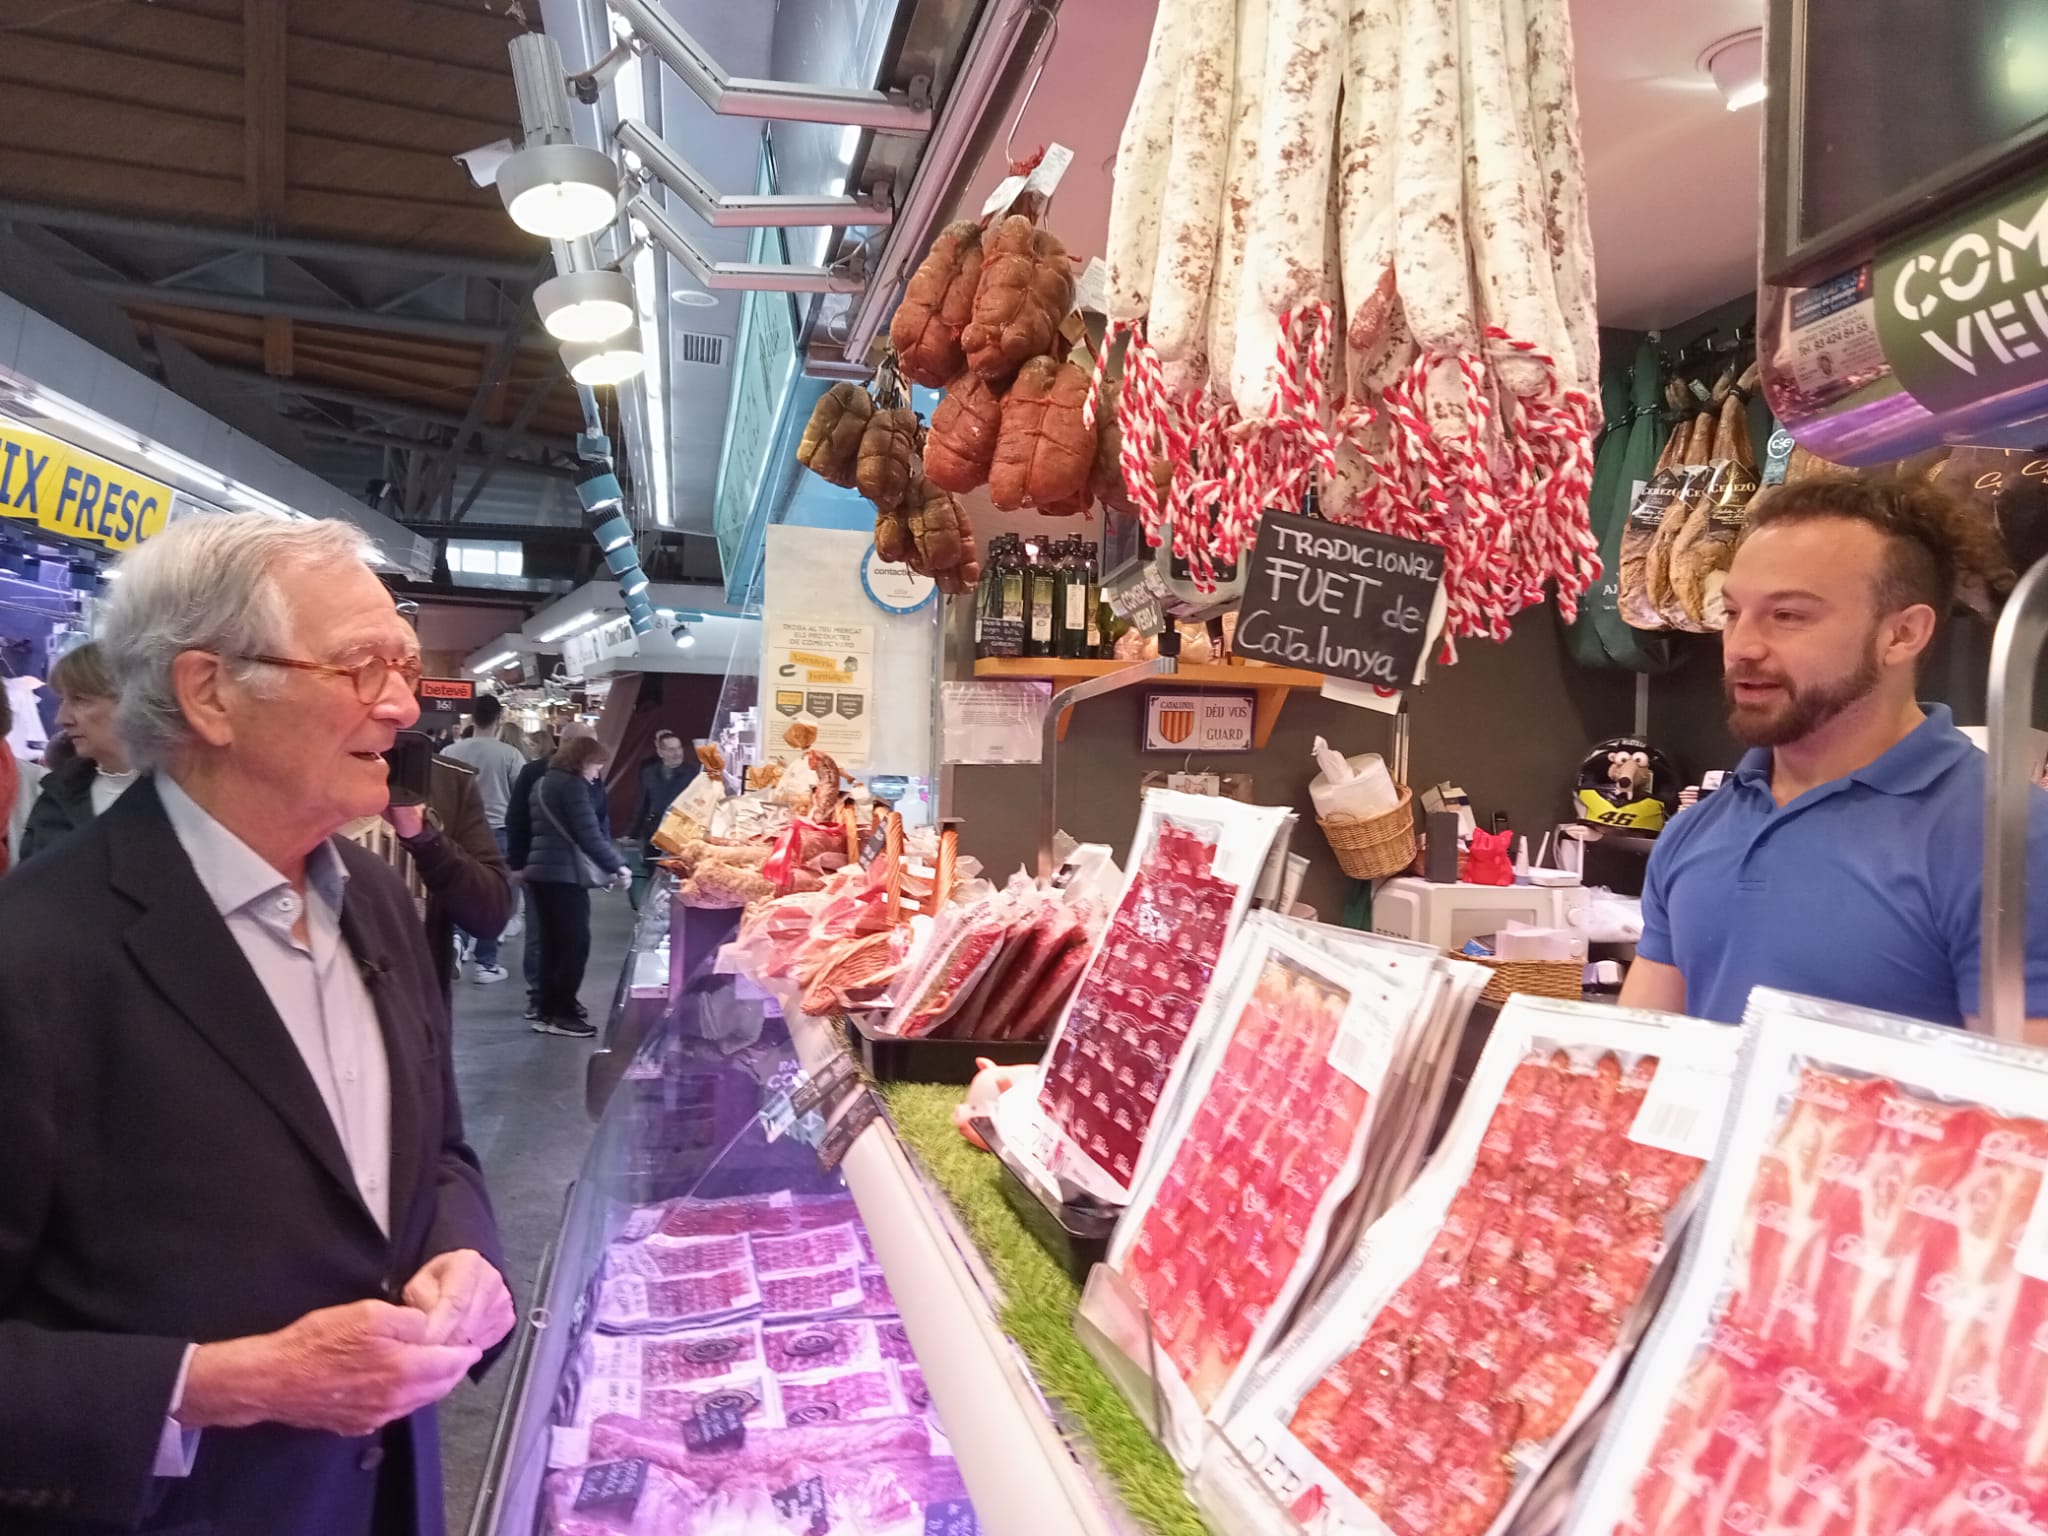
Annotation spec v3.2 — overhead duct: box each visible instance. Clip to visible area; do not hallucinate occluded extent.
[615,118,893,231]
[605,0,933,132]
[628,196,864,295]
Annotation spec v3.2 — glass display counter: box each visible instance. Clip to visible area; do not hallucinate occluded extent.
[470,971,1132,1536]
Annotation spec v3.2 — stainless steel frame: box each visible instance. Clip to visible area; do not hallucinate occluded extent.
[1037,657,1177,877]
[607,0,934,132]
[616,118,893,230]
[627,196,865,294]
[1982,557,2048,1042]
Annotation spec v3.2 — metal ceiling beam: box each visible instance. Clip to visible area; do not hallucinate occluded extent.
[0,202,538,282]
[615,119,891,230]
[89,278,551,349]
[606,0,932,132]
[453,361,570,521]
[628,197,862,294]
[219,369,578,453]
[295,420,575,479]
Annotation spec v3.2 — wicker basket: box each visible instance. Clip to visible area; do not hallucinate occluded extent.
[1470,955,1584,1006]
[1317,786,1416,881]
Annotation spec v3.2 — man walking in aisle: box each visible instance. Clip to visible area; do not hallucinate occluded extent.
[440,691,526,983]
[1622,475,2048,1036]
[0,513,511,1534]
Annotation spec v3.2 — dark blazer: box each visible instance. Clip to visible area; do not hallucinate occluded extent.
[522,768,620,887]
[630,757,697,845]
[17,753,98,863]
[0,778,504,1535]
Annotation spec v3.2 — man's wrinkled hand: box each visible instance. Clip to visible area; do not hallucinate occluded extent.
[403,1248,515,1352]
[180,1300,481,1437]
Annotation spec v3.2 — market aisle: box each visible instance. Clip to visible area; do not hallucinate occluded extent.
[438,886,639,1533]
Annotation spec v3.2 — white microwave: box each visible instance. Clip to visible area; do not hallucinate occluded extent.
[1372,878,1592,956]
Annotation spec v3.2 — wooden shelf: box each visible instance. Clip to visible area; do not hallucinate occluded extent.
[971,657,1327,746]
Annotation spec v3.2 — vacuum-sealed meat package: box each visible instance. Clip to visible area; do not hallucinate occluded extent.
[1570,988,2048,1536]
[542,1458,704,1535]
[1207,998,1740,1536]
[568,1326,771,1424]
[1032,791,1293,1201]
[778,1367,905,1425]
[759,1261,866,1319]
[595,1263,762,1333]
[1087,915,1447,1464]
[763,1319,878,1376]
[605,1232,751,1282]
[752,1223,862,1275]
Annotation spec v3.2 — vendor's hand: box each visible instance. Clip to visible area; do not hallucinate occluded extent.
[178,1299,481,1436]
[402,1248,515,1352]
[383,803,426,840]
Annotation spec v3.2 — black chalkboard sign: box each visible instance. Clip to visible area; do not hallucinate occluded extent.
[1234,511,1444,686]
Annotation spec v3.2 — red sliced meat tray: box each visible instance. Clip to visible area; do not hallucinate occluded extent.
[759,1261,865,1319]
[777,1367,904,1425]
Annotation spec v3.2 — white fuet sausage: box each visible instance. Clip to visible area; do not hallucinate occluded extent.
[1391,0,1476,357]
[1459,0,1566,397]
[1205,0,1271,404]
[1336,0,1402,381]
[1524,0,1600,409]
[1104,0,1188,322]
[1228,0,1345,414]
[1148,0,1236,397]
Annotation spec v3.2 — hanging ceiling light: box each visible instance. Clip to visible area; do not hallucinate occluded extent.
[1701,30,1766,112]
[560,324,648,387]
[495,142,620,239]
[535,268,636,343]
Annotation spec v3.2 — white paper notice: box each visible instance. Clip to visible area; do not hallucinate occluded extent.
[766,620,874,766]
[941,681,1050,764]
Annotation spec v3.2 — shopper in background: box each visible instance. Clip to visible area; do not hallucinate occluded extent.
[628,728,697,906]
[516,735,629,1038]
[0,685,45,875]
[440,691,528,982]
[18,640,136,861]
[0,513,508,1535]
[1622,475,2048,1036]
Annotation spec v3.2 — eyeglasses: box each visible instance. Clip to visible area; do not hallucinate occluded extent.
[237,652,424,704]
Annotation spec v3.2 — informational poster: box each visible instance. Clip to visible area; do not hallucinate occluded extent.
[941,680,1049,764]
[765,620,872,764]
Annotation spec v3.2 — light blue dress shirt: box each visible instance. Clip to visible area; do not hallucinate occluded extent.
[153,775,396,1473]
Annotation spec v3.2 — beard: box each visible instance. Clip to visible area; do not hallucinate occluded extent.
[1724,648,1883,748]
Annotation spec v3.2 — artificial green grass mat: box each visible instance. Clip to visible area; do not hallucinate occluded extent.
[877,1081,1210,1536]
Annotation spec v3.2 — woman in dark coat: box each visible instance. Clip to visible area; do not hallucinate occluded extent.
[519,735,629,1037]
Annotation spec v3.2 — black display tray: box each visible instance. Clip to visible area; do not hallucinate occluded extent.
[842,1011,1048,1084]
[975,1113,1120,1285]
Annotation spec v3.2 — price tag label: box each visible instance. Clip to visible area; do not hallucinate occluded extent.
[791,1051,861,1119]
[818,1088,882,1172]
[682,1399,749,1456]
[925,1498,979,1535]
[574,1458,649,1512]
[772,1475,829,1534]
[1629,1058,1730,1161]
[758,1089,798,1144]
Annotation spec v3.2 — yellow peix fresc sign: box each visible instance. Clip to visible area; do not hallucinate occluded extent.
[0,415,174,553]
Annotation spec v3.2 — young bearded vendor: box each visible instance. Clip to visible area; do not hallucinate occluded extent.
[1619,474,2048,1038]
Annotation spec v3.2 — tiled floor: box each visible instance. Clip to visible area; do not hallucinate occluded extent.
[438,887,638,1534]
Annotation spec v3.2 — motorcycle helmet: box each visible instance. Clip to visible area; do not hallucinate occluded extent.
[1575,736,1680,833]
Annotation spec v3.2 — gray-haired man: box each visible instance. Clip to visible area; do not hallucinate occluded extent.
[0,513,510,1535]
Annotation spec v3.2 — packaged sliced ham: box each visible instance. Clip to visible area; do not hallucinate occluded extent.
[778,1366,906,1425]
[542,1457,705,1534]
[759,1261,865,1319]
[1086,915,1447,1465]
[595,1262,762,1333]
[1206,998,1741,1536]
[643,1191,800,1241]
[605,1232,751,1282]
[1029,791,1293,1202]
[763,1319,879,1376]
[752,1223,861,1275]
[1569,988,2048,1536]
[569,1326,770,1423]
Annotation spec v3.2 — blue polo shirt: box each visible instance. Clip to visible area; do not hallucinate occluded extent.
[1638,705,2048,1027]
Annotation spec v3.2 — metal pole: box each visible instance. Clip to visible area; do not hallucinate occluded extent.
[1037,657,1176,877]
[1982,557,2048,1042]
[627,197,863,294]
[616,119,891,230]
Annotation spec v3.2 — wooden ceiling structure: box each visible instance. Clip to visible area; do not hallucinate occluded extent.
[0,0,591,524]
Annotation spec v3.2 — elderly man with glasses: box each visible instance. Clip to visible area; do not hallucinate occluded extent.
[0,514,510,1536]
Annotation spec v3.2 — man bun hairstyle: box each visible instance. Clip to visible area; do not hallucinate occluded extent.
[1742,472,2009,620]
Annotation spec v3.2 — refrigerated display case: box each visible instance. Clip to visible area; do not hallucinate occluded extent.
[468,971,1135,1536]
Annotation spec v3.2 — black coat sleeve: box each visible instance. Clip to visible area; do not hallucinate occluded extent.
[504,760,543,871]
[552,772,623,874]
[0,934,190,1526]
[17,771,82,864]
[408,769,512,941]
